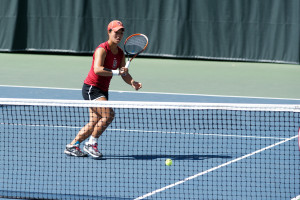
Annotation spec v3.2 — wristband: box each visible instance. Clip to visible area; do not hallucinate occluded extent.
[111,70,119,76]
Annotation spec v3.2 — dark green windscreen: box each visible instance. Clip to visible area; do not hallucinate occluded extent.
[0,0,299,63]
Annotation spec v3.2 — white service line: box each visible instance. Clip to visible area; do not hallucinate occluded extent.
[0,123,288,140]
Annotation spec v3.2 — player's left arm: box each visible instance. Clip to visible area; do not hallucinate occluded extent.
[120,55,142,90]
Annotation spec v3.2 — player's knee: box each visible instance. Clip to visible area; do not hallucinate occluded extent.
[89,117,100,126]
[105,109,115,124]
[107,113,115,123]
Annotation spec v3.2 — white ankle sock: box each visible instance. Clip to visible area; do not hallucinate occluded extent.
[88,136,97,144]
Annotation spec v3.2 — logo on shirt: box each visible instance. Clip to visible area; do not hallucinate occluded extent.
[113,58,118,69]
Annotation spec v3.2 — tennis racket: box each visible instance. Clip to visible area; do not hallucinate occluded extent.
[124,33,148,69]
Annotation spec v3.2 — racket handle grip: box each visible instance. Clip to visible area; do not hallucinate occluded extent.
[125,61,130,68]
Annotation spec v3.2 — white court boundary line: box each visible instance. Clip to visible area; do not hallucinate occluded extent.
[1,84,300,101]
[291,195,300,200]
[134,134,299,200]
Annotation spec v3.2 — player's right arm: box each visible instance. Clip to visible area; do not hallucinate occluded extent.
[93,48,111,76]
[93,48,125,76]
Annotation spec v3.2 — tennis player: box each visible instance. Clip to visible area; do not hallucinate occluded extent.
[64,20,142,158]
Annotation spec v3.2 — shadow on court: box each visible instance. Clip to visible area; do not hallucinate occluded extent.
[102,154,233,161]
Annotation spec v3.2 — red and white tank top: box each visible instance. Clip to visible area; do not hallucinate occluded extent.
[84,41,124,91]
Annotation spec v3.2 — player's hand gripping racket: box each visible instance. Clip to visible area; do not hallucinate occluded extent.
[124,34,148,69]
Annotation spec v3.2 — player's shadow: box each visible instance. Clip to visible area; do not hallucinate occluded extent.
[104,154,232,161]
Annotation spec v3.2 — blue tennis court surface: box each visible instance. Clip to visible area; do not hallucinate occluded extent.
[0,85,299,200]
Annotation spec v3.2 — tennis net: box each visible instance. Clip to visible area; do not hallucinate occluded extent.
[0,98,299,200]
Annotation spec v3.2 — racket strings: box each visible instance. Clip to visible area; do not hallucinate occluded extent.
[125,35,148,54]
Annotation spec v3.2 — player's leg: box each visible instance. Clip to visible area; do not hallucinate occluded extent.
[64,107,101,157]
[83,98,115,158]
[65,84,104,157]
[70,107,101,144]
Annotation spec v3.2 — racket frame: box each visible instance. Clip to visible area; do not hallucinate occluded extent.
[124,33,148,68]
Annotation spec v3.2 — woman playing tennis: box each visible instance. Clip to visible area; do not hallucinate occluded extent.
[64,20,142,158]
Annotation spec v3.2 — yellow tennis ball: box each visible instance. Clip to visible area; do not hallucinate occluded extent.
[165,159,173,166]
